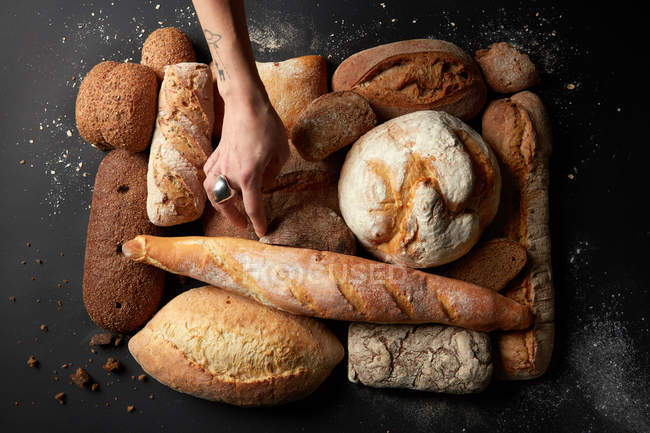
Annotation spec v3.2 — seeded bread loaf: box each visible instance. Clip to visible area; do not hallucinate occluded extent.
[482,91,554,380]
[332,39,487,121]
[129,286,344,406]
[141,27,196,81]
[82,150,165,333]
[147,62,215,226]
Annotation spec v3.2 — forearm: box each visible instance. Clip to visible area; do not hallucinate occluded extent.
[192,0,267,104]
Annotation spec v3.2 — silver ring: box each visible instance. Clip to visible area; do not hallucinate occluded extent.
[212,175,235,204]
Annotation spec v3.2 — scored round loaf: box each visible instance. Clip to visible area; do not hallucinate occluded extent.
[141,27,196,81]
[82,150,166,332]
[98,63,159,152]
[75,61,120,150]
[338,110,501,268]
[290,91,377,162]
[128,286,344,406]
[332,39,487,121]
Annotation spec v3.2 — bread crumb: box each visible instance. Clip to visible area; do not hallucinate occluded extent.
[27,355,39,368]
[9,296,16,302]
[148,393,154,399]
[35,259,42,264]
[103,357,120,372]
[55,392,66,405]
[89,332,113,346]
[568,173,575,180]
[20,260,26,265]
[40,324,48,332]
[127,405,135,413]
[155,4,160,9]
[19,160,25,165]
[138,374,147,382]
[113,335,123,347]
[61,363,70,369]
[91,383,99,391]
[70,367,91,388]
[567,83,576,90]
[66,130,72,137]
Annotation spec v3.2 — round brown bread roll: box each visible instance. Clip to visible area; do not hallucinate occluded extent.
[141,27,196,81]
[475,42,540,94]
[75,61,120,150]
[98,63,158,152]
[338,110,501,268]
[83,150,166,332]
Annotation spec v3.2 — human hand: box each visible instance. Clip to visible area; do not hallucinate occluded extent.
[203,93,288,237]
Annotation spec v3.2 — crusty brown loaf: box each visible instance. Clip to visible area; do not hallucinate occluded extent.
[75,61,120,150]
[348,324,492,394]
[147,63,214,226]
[203,55,342,238]
[98,62,159,152]
[259,203,357,255]
[128,286,343,406]
[475,42,540,94]
[290,91,377,162]
[441,238,527,291]
[122,235,533,332]
[482,91,554,380]
[82,150,165,332]
[332,39,487,121]
[141,27,196,81]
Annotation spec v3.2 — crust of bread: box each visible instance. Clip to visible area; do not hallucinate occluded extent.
[128,286,343,406]
[332,39,486,121]
[482,91,554,379]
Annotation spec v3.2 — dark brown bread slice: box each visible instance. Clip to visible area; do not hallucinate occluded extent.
[75,61,120,150]
[442,238,527,291]
[259,203,356,255]
[332,39,486,121]
[98,63,158,152]
[290,91,377,162]
[475,42,540,94]
[482,91,553,380]
[83,150,166,332]
[141,27,196,81]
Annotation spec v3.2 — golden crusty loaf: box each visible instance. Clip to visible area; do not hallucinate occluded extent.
[128,286,343,406]
[348,324,493,394]
[75,62,158,152]
[147,63,214,226]
[290,91,377,162]
[332,39,487,121]
[75,61,120,150]
[141,27,196,81]
[339,110,501,268]
[122,235,533,332]
[482,91,554,379]
[442,238,527,291]
[259,203,357,255]
[83,150,165,332]
[475,42,540,94]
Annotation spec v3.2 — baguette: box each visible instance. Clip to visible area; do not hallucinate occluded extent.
[122,235,533,332]
[482,91,554,379]
[147,62,214,226]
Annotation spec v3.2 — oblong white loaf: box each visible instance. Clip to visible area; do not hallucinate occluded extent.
[147,62,214,226]
[128,286,344,406]
[338,110,501,268]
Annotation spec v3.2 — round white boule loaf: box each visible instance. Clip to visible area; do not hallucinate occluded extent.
[338,110,501,268]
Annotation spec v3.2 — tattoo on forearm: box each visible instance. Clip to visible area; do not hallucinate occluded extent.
[203,28,228,81]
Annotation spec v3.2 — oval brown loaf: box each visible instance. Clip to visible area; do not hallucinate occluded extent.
[481,91,554,380]
[475,42,540,94]
[141,27,196,81]
[128,286,344,406]
[82,150,166,333]
[98,62,159,152]
[290,91,377,162]
[332,39,487,121]
[75,61,120,150]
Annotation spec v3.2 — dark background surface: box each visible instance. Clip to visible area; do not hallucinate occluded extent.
[1,0,649,432]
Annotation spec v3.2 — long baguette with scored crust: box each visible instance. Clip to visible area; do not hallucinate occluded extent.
[482,91,554,379]
[122,235,533,332]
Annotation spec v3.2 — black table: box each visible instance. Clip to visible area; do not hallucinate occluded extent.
[1,1,648,432]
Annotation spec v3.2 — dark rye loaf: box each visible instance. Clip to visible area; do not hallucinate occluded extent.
[83,150,166,332]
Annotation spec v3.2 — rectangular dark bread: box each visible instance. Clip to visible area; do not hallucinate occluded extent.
[481,91,554,380]
[122,235,533,332]
[83,150,166,333]
[332,39,487,121]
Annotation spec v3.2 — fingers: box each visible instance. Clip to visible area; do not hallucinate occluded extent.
[203,148,220,177]
[203,169,248,229]
[240,172,267,237]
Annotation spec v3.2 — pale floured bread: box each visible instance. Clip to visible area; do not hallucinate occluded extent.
[147,62,214,226]
[128,286,344,406]
[338,110,501,268]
